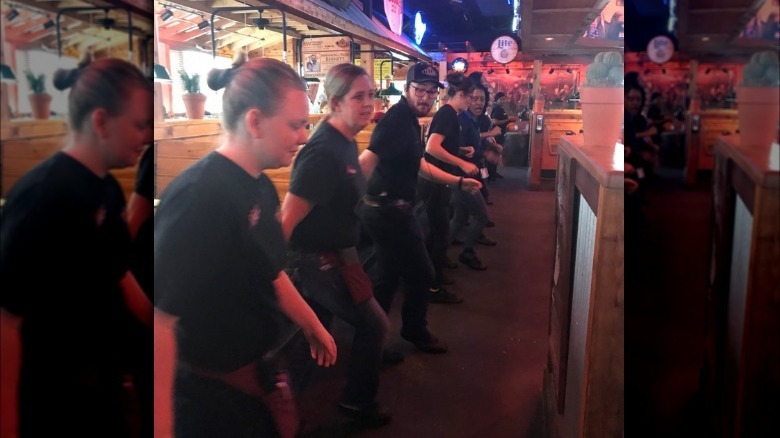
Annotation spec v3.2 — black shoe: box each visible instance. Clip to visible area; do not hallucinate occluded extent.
[400,331,449,353]
[486,200,494,205]
[477,235,497,246]
[382,347,404,365]
[441,273,455,285]
[444,256,458,269]
[459,252,487,270]
[337,401,392,428]
[429,287,463,304]
[451,239,464,246]
[493,172,505,179]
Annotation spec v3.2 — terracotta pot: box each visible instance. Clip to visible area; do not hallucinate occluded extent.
[182,93,207,119]
[29,93,52,120]
[736,86,780,147]
[579,87,624,148]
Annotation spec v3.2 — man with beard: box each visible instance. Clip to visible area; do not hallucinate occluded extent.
[358,62,481,359]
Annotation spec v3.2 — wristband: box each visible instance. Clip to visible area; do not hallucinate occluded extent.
[458,176,463,189]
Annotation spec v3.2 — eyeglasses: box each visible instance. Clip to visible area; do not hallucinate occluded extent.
[410,84,439,98]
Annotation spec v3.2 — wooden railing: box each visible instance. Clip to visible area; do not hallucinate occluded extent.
[528,109,583,190]
[544,135,623,437]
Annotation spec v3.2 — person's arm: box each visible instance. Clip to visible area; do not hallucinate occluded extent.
[273,271,337,366]
[418,157,481,191]
[480,126,501,139]
[120,271,153,328]
[127,192,153,240]
[358,148,379,180]
[280,192,314,242]
[425,133,478,175]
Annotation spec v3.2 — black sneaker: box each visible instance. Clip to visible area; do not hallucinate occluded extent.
[444,256,458,269]
[477,235,497,246]
[451,239,464,246]
[400,331,449,353]
[485,220,495,228]
[441,273,455,285]
[381,347,404,365]
[337,401,392,428]
[459,252,487,270]
[493,172,505,179]
[429,287,463,304]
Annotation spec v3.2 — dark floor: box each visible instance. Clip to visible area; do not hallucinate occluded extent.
[296,165,556,438]
[625,167,715,437]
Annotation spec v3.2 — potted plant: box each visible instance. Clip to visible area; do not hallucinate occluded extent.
[579,51,624,147]
[736,51,779,147]
[179,70,206,119]
[25,70,52,120]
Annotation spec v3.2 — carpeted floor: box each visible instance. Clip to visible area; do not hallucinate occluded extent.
[296,165,556,438]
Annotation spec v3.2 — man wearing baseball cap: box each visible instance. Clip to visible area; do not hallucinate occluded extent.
[359,62,481,360]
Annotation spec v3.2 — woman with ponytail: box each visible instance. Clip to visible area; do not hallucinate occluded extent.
[0,56,153,436]
[154,54,336,437]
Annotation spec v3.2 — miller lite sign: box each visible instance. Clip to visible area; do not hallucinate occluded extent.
[490,36,519,64]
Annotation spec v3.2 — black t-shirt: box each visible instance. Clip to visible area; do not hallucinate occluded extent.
[289,122,366,252]
[491,104,510,144]
[155,152,285,372]
[1,152,132,357]
[459,110,484,163]
[424,104,462,175]
[476,113,492,133]
[366,96,423,202]
[131,144,154,297]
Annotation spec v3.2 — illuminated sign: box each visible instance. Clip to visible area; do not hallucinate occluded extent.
[414,12,426,45]
[647,35,674,64]
[384,0,403,35]
[490,36,519,64]
[451,57,468,72]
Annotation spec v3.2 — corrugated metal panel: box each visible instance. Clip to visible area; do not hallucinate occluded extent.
[728,195,753,366]
[564,193,597,435]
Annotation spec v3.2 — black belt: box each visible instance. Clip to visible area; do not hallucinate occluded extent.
[363,195,411,208]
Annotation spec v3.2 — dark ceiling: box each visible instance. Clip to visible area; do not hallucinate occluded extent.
[370,0,515,52]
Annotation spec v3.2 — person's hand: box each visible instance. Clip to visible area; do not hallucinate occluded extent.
[460,161,479,176]
[486,136,497,144]
[305,324,337,367]
[461,177,482,192]
[459,146,475,159]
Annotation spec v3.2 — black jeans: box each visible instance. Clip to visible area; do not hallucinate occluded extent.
[416,180,451,289]
[360,202,434,339]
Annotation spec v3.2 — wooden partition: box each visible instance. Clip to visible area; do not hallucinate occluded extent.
[0,120,137,201]
[155,115,381,201]
[543,136,623,437]
[706,137,779,437]
[685,109,739,185]
[528,109,583,190]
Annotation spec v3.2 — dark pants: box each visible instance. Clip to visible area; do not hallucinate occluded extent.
[450,188,489,252]
[174,365,279,437]
[417,180,451,289]
[360,202,434,339]
[294,254,389,406]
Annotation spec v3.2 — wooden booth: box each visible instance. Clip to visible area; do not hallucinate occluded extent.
[543,136,623,437]
[705,136,779,437]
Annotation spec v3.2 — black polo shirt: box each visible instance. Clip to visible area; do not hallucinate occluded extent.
[1,152,132,355]
[366,96,423,202]
[131,144,154,297]
[424,104,463,175]
[289,121,366,252]
[459,110,484,163]
[491,104,510,144]
[155,152,285,372]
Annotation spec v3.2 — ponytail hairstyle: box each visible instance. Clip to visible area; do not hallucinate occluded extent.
[323,63,371,109]
[207,52,306,133]
[445,72,475,98]
[53,54,151,132]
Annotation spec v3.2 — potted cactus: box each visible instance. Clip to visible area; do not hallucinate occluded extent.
[579,51,624,147]
[736,51,779,147]
[179,69,206,119]
[25,70,52,120]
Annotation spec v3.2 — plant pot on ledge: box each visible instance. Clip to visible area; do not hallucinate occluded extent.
[736,86,779,147]
[182,93,207,120]
[579,87,624,148]
[179,69,206,119]
[29,93,52,120]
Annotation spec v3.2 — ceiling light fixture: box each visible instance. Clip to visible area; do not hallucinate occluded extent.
[549,68,554,74]
[43,18,55,30]
[7,8,19,22]
[545,37,553,41]
[506,68,510,74]
[161,8,173,21]
[197,19,210,30]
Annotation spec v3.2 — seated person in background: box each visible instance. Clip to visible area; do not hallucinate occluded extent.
[624,82,658,180]
[488,92,518,179]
